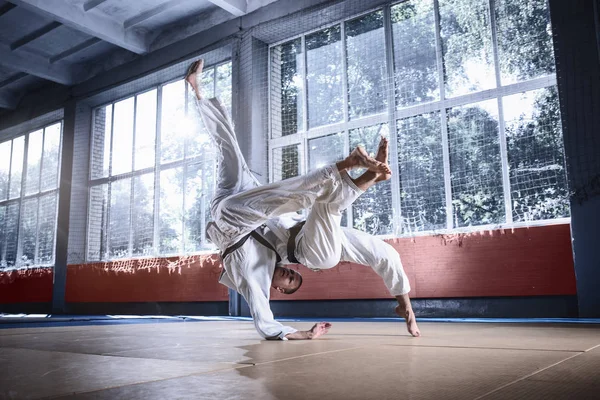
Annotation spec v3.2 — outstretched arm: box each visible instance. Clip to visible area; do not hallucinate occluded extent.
[239,281,298,340]
[240,283,332,340]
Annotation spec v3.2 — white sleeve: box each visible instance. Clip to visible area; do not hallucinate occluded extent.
[340,227,411,296]
[239,282,298,340]
[226,240,298,340]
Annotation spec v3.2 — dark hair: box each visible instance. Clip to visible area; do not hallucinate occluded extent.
[284,271,303,295]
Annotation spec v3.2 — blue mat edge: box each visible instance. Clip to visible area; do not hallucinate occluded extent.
[0,314,599,329]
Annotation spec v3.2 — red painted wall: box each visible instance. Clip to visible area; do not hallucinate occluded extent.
[0,268,53,303]
[65,254,228,302]
[274,224,576,300]
[0,224,575,304]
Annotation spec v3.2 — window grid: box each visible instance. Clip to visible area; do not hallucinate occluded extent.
[488,0,513,224]
[268,0,567,236]
[0,121,63,268]
[87,62,230,262]
[384,4,404,236]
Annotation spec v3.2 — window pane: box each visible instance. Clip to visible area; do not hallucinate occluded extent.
[349,124,393,235]
[184,161,215,252]
[3,203,19,268]
[41,123,61,192]
[308,132,345,171]
[109,178,131,259]
[201,68,215,98]
[216,63,233,114]
[111,97,134,175]
[38,192,57,264]
[20,198,38,266]
[495,0,555,85]
[392,0,439,108]
[398,113,446,233]
[87,184,108,262]
[504,87,569,221]
[0,141,11,201]
[25,129,43,195]
[132,173,154,256]
[448,100,504,227]
[161,80,186,163]
[307,25,343,128]
[346,11,387,119]
[439,0,496,97]
[91,106,112,179]
[271,39,304,138]
[134,90,157,171]
[160,167,183,254]
[9,136,24,199]
[273,145,300,182]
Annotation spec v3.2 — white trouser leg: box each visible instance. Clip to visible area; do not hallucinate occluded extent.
[216,165,347,248]
[295,172,363,269]
[194,97,259,212]
[195,96,353,249]
[339,227,411,296]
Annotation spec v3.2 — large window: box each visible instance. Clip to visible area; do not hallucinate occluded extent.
[87,61,231,261]
[0,122,62,268]
[269,0,568,236]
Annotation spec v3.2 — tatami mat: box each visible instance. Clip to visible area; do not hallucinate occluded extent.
[0,319,598,399]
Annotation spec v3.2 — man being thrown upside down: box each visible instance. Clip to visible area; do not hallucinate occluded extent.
[186,59,420,340]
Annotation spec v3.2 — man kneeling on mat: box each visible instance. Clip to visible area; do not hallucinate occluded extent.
[186,59,420,340]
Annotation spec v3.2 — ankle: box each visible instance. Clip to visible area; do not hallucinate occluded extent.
[395,304,413,315]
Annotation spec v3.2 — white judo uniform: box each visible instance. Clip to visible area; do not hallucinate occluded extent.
[196,97,410,340]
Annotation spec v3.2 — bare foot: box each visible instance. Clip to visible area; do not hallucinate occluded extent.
[348,146,391,174]
[185,59,204,99]
[374,136,391,182]
[396,305,421,337]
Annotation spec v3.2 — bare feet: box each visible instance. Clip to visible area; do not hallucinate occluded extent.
[345,146,391,174]
[396,305,421,337]
[374,136,392,182]
[185,59,204,100]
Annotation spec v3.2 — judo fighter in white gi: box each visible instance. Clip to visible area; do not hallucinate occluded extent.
[186,60,420,340]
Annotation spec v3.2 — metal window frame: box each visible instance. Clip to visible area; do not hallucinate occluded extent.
[489,0,513,225]
[383,4,402,236]
[266,0,568,237]
[0,120,64,269]
[85,62,230,262]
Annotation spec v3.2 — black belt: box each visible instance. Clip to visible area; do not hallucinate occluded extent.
[287,221,305,264]
[221,228,281,264]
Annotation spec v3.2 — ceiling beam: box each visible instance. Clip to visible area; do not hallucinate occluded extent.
[150,6,234,51]
[50,37,101,63]
[0,43,78,85]
[0,91,20,109]
[207,0,247,16]
[8,0,149,54]
[83,0,109,12]
[124,0,188,29]
[0,2,16,17]
[10,21,62,51]
[0,72,27,89]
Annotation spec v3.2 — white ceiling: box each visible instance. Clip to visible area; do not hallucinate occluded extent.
[0,0,279,110]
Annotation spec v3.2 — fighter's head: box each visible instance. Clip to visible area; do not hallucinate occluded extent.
[271,266,303,294]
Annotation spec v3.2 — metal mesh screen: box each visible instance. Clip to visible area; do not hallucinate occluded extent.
[84,61,230,262]
[0,119,62,269]
[263,0,568,237]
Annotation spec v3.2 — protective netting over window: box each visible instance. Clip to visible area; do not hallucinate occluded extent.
[0,122,62,269]
[266,0,569,236]
[86,62,231,262]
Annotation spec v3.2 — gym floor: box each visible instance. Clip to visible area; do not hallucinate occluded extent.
[1,317,599,399]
